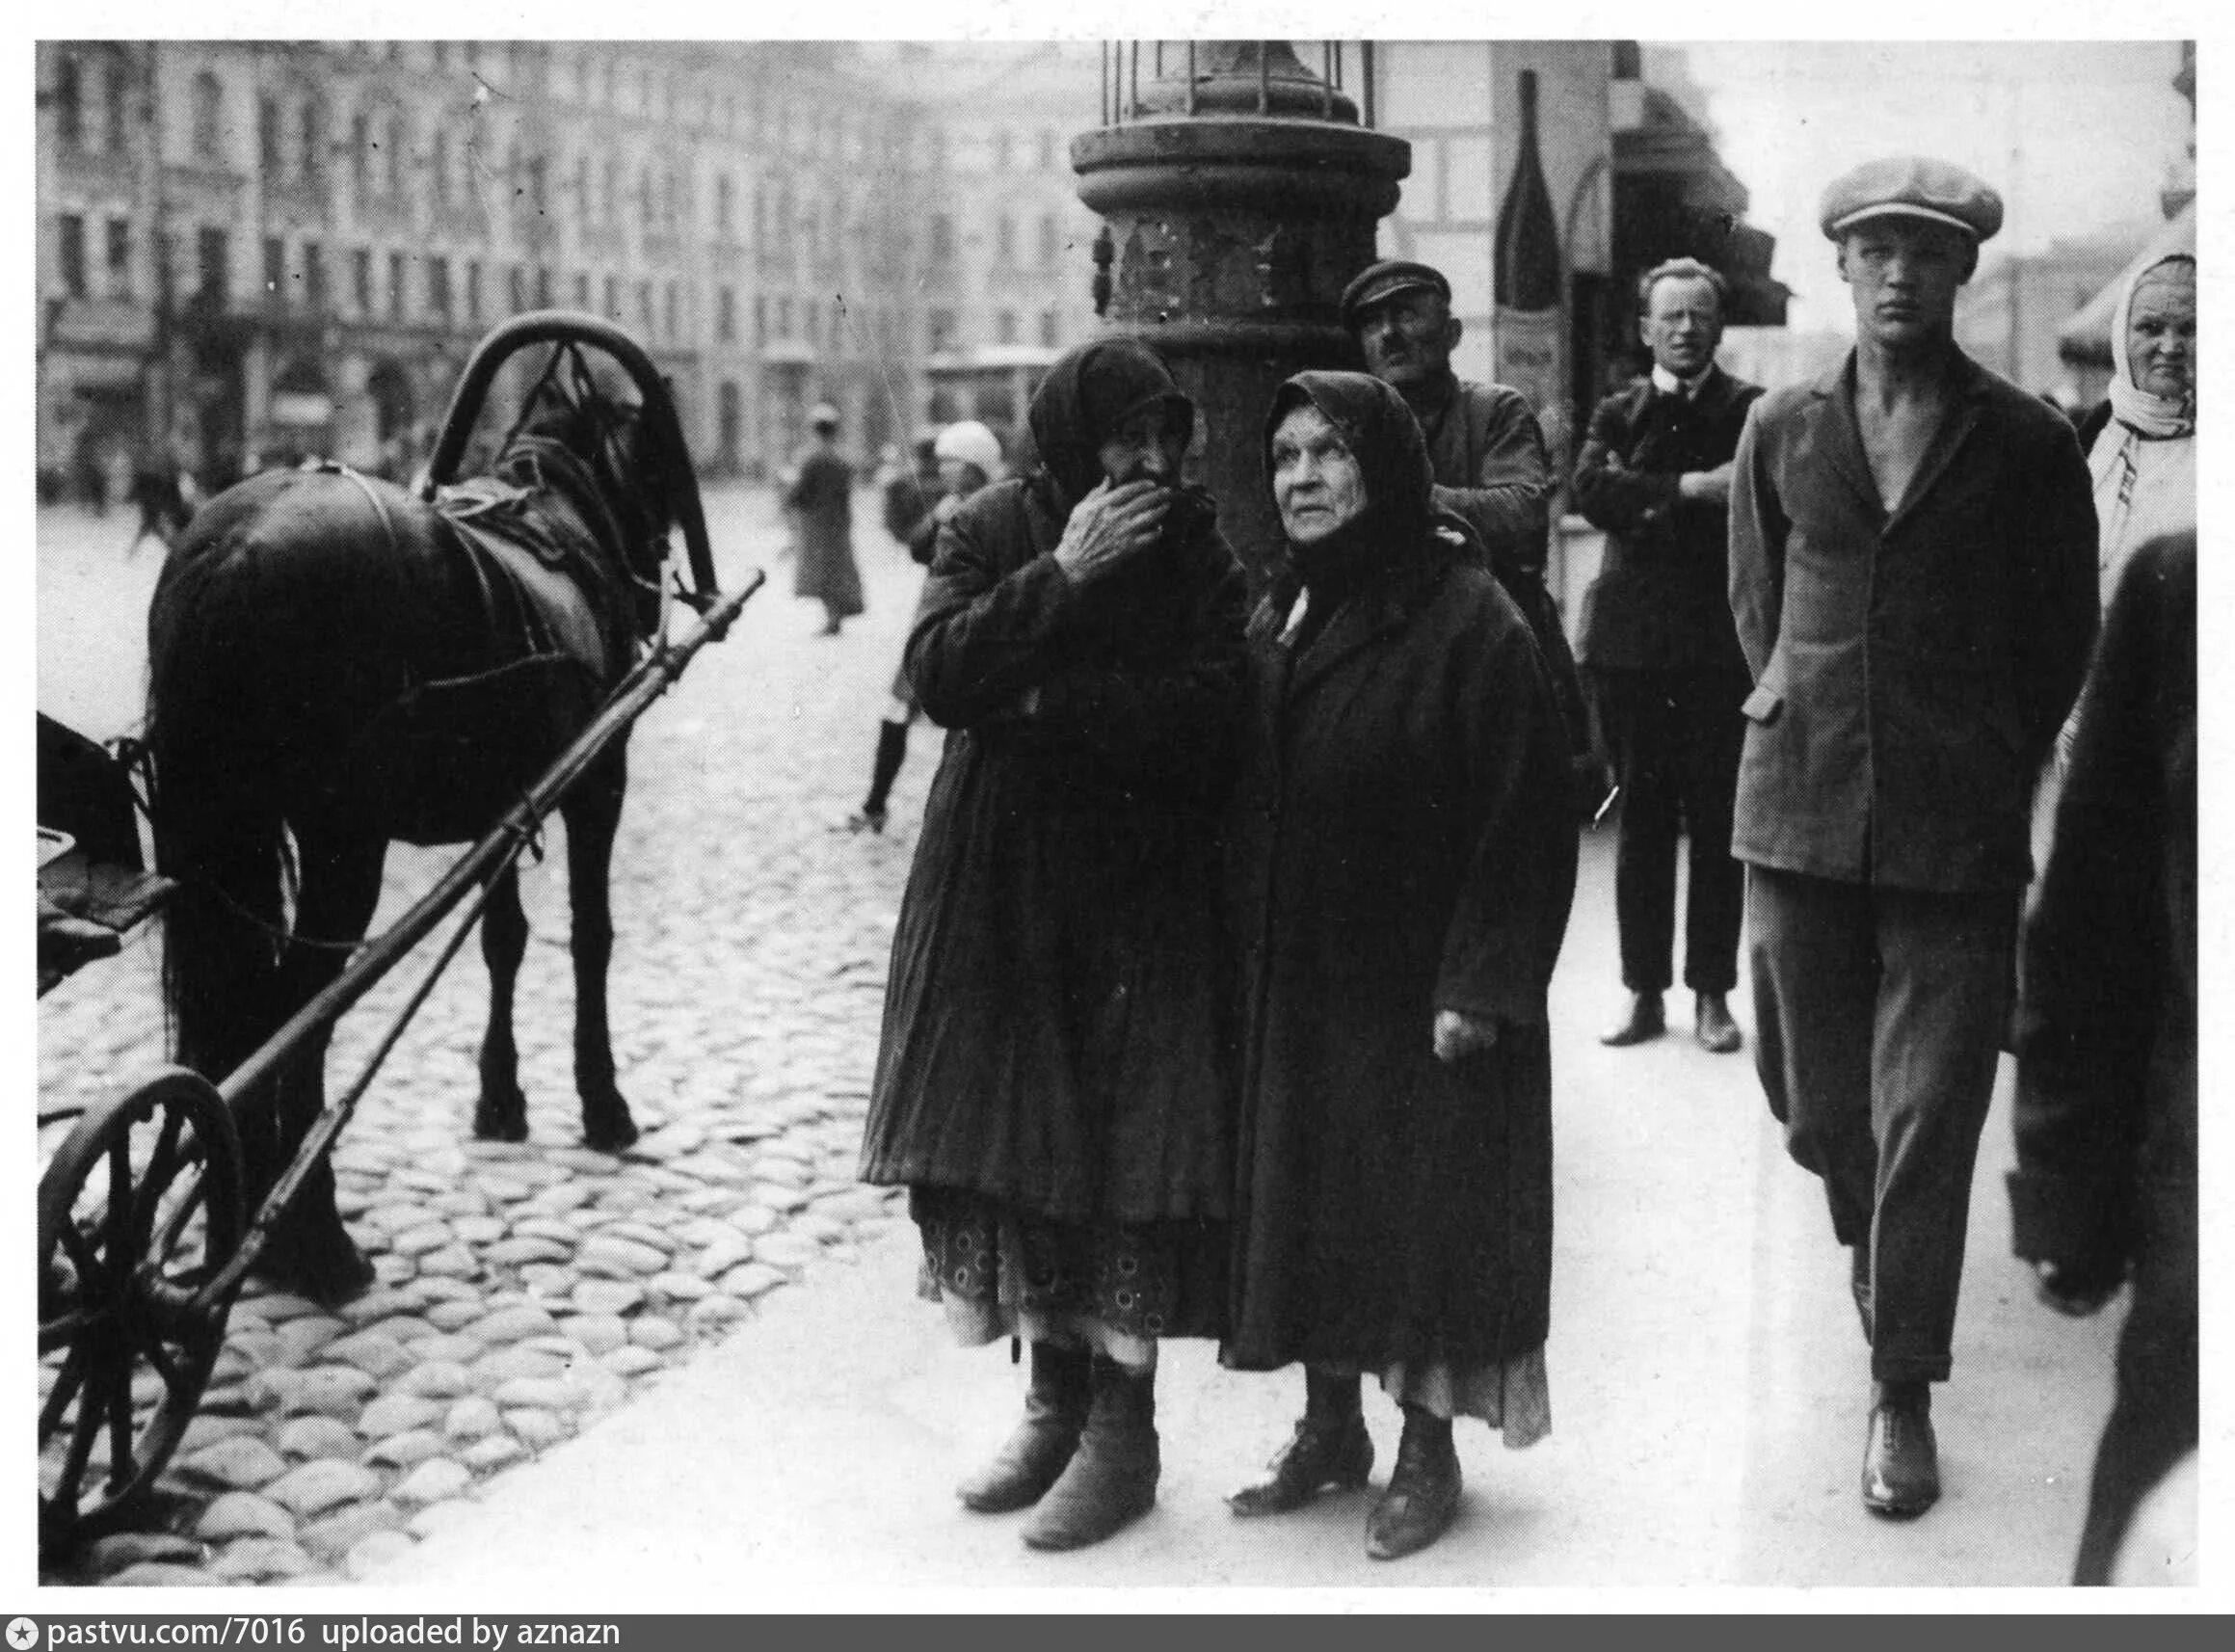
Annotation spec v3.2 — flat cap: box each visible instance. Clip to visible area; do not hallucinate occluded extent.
[1820,156,2003,243]
[1340,259,1451,328]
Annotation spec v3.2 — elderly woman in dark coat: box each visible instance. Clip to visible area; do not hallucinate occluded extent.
[858,338,1248,1551]
[1224,371,1578,1561]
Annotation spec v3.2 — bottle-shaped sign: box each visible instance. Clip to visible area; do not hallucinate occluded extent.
[1495,68,1568,469]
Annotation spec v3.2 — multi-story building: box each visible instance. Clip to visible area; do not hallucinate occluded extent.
[35,40,934,493]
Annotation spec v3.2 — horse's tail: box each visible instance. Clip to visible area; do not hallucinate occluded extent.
[146,516,291,1085]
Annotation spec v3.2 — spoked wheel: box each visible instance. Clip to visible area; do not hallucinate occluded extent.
[38,1068,244,1552]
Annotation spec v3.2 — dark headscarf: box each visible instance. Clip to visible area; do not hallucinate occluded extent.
[1263,370,1436,588]
[1027,337,1197,506]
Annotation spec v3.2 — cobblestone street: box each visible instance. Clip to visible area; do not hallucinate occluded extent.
[37,484,941,1585]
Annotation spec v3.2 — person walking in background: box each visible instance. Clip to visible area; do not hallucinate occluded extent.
[848,419,1003,834]
[858,340,1247,1552]
[2009,530,2195,1585]
[1338,259,1605,816]
[126,449,198,557]
[1224,372,1577,1562]
[785,402,865,636]
[1572,258,1762,1054]
[1730,157,2098,1520]
[883,432,942,549]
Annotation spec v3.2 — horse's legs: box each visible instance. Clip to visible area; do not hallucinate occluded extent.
[472,865,531,1142]
[565,752,637,1152]
[259,822,386,1307]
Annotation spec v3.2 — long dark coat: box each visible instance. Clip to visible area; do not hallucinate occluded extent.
[858,354,1248,1224]
[1728,349,2098,893]
[1225,372,1579,1377]
[785,447,865,616]
[2009,531,2195,1583]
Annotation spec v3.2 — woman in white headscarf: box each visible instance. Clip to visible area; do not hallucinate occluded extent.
[2082,253,2195,606]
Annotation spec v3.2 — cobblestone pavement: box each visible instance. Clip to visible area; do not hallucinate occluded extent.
[36,485,939,1585]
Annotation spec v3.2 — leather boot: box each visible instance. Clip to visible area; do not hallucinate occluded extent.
[957,1341,1091,1513]
[1694,991,1743,1053]
[1229,1367,1373,1517]
[1861,1380,1939,1519]
[1021,1353,1159,1551]
[1366,1404,1462,1560]
[1600,991,1665,1047]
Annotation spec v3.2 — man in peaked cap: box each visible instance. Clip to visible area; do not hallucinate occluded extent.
[1340,259,1603,815]
[1728,157,2097,1519]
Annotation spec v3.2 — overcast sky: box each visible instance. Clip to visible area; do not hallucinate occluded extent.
[1679,41,2192,333]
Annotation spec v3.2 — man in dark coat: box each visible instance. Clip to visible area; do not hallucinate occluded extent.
[1225,371,1577,1561]
[1574,257,1762,1054]
[858,339,1246,1552]
[2008,531,2194,1585]
[1340,259,1603,816]
[785,402,865,635]
[1730,157,2098,1519]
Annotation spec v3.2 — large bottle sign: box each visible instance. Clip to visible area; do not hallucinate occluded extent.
[1494,67,1568,467]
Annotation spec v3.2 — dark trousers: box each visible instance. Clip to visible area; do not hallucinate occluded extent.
[1595,667,1745,994]
[1746,866,2018,1383]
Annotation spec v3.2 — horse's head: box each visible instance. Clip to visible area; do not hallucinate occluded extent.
[502,351,679,635]
[421,313,719,632]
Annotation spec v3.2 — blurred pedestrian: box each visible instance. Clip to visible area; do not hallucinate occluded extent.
[1731,157,2097,1519]
[2009,530,2194,1585]
[882,432,941,548]
[847,420,1003,834]
[125,452,196,557]
[785,403,865,636]
[1223,371,1578,1562]
[1341,259,1604,818]
[2077,253,2195,609]
[858,339,1247,1552]
[1572,258,1762,1054]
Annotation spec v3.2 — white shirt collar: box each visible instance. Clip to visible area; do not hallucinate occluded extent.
[1651,363,1713,399]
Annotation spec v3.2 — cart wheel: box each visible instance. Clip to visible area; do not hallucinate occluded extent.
[38,1067,244,1552]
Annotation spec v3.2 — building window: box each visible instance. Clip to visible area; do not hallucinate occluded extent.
[262,235,284,303]
[389,251,406,319]
[352,248,372,315]
[301,99,323,179]
[197,226,227,305]
[574,153,589,218]
[429,255,451,320]
[104,217,131,299]
[601,161,618,227]
[754,294,766,346]
[352,114,368,190]
[1039,308,1059,348]
[805,299,819,345]
[663,170,678,234]
[259,96,281,173]
[386,117,404,196]
[777,296,791,337]
[105,60,129,155]
[302,241,325,311]
[528,156,546,215]
[716,174,732,237]
[509,266,526,314]
[717,285,734,343]
[1038,215,1059,268]
[58,214,87,299]
[572,271,589,309]
[192,72,223,163]
[1038,129,1057,171]
[997,216,1015,266]
[929,214,954,265]
[535,266,552,308]
[433,130,450,208]
[664,280,678,340]
[927,307,956,354]
[466,259,481,323]
[639,168,653,233]
[603,275,619,320]
[55,56,83,150]
[637,281,653,333]
[996,309,1017,345]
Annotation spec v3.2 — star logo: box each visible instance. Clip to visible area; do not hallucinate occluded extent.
[7,1617,39,1650]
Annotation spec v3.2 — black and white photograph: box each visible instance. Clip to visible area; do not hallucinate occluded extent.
[19,2,2217,1611]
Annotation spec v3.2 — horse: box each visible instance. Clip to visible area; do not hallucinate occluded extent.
[145,314,717,1307]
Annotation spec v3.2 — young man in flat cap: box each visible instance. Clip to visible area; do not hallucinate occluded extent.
[1573,257,1762,1055]
[1341,260,1598,809]
[1729,158,2097,1517]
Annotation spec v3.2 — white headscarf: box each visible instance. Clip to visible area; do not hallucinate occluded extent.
[2090,253,2195,605]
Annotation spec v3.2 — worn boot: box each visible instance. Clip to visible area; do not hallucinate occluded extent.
[849,720,909,833]
[1366,1404,1462,1560]
[1021,1353,1159,1551]
[957,1341,1092,1513]
[1229,1366,1373,1516]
